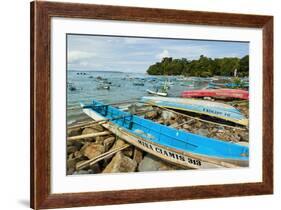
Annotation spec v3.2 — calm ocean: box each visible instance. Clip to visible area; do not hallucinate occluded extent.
[67,71,208,124]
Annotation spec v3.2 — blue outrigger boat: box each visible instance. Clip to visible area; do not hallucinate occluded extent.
[141,96,248,126]
[82,100,249,169]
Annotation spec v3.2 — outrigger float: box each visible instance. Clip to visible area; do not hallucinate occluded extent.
[82,99,249,169]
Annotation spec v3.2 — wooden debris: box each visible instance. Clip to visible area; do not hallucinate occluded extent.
[67,131,111,141]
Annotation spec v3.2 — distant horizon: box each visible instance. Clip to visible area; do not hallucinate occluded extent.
[67,34,249,73]
[68,69,125,73]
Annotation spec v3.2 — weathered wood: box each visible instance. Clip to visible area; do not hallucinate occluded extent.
[76,144,130,170]
[67,131,111,141]
[174,119,194,128]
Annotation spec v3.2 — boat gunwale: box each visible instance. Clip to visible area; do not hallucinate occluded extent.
[117,125,248,167]
[84,102,249,161]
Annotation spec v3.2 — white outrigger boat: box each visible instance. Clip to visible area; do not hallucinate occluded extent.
[146,89,168,97]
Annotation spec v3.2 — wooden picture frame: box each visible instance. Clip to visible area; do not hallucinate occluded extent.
[30,1,273,209]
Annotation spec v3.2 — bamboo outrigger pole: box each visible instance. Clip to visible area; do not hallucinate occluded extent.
[67,131,111,141]
[76,144,130,170]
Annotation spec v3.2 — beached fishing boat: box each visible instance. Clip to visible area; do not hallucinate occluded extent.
[181,89,249,100]
[208,82,249,89]
[81,100,249,169]
[146,89,168,96]
[141,96,248,126]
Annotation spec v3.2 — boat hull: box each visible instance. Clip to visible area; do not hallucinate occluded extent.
[146,89,168,97]
[181,89,249,100]
[141,96,248,126]
[83,106,248,169]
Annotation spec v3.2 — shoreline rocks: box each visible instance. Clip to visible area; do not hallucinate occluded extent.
[102,152,137,173]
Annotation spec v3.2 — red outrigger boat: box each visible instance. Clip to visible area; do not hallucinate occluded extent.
[181,89,249,100]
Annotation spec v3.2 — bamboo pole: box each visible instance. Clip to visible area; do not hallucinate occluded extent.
[174,119,194,128]
[76,144,130,170]
[67,131,111,141]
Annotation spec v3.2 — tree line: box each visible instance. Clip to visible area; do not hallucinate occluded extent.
[146,55,249,77]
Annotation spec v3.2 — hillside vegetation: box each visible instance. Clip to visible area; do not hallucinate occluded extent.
[147,55,249,77]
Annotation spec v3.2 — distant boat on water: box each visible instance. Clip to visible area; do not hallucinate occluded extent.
[146,80,169,96]
[81,99,249,169]
[97,84,110,90]
[141,96,248,126]
[146,89,168,97]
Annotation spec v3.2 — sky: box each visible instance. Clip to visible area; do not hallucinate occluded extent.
[67,34,249,73]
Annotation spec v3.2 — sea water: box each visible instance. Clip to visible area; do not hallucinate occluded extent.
[67,71,209,124]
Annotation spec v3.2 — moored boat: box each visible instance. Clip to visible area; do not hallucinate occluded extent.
[141,96,248,126]
[81,100,249,169]
[146,89,168,96]
[181,89,249,100]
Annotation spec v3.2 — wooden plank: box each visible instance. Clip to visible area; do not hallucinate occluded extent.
[67,131,111,141]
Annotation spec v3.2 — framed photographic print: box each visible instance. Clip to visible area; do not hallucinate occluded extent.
[30,1,273,209]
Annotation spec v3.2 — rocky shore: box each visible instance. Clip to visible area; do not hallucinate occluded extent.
[67,100,249,175]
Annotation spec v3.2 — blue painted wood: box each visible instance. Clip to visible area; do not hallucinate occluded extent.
[83,100,249,162]
[140,96,247,124]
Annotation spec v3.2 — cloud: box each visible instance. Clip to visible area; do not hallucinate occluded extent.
[156,49,170,59]
[68,51,96,63]
[67,35,249,72]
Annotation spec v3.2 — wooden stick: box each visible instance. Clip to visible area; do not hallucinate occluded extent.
[67,131,111,141]
[174,119,194,128]
[142,101,247,130]
[76,144,130,170]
